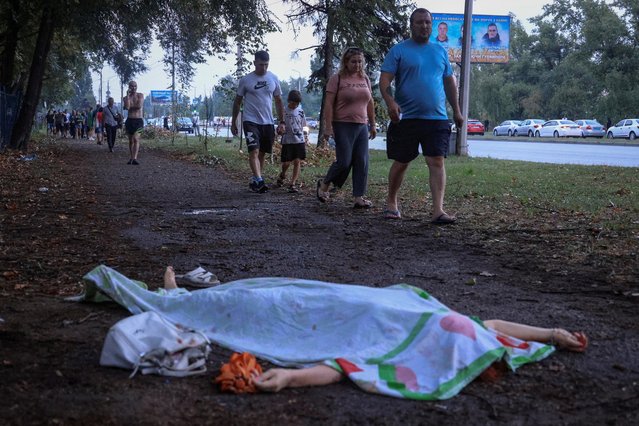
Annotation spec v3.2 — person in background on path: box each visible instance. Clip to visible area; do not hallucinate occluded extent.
[69,110,77,139]
[122,80,144,165]
[103,97,120,153]
[277,90,307,193]
[95,106,104,145]
[55,110,65,138]
[87,107,95,140]
[75,111,85,139]
[46,110,55,135]
[231,50,285,193]
[63,109,70,138]
[163,115,169,130]
[606,117,612,130]
[380,8,464,224]
[316,47,377,209]
[192,112,200,136]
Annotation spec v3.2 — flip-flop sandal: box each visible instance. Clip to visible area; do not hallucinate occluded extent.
[383,209,401,219]
[431,213,456,225]
[316,179,329,203]
[176,267,221,288]
[353,199,372,209]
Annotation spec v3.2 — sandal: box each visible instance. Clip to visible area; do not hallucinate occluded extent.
[175,267,221,288]
[276,173,285,187]
[316,179,329,203]
[431,213,456,225]
[383,209,401,219]
[288,185,299,193]
[353,199,373,209]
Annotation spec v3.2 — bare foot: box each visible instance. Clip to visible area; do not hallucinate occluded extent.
[163,266,177,290]
[552,329,588,352]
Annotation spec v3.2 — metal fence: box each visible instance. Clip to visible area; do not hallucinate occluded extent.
[0,87,22,150]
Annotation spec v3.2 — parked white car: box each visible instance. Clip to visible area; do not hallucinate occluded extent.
[492,120,522,136]
[575,119,605,138]
[536,120,583,138]
[513,119,545,137]
[606,118,639,140]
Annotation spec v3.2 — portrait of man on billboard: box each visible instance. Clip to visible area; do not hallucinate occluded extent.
[481,22,502,47]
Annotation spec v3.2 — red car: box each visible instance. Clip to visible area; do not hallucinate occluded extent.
[467,119,485,135]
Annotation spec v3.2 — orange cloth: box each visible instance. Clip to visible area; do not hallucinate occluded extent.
[214,352,263,394]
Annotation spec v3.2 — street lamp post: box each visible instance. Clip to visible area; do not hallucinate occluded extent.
[291,69,302,91]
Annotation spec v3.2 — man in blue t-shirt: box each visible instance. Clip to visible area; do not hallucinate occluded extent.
[379,8,464,224]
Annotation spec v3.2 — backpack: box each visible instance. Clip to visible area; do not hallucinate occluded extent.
[100,311,211,378]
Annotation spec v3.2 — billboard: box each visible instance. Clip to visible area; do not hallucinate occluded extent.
[431,13,511,63]
[150,90,176,104]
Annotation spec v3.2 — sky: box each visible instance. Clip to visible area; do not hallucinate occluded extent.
[92,0,557,103]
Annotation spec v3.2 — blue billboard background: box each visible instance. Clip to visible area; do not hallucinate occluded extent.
[150,90,176,104]
[431,13,511,63]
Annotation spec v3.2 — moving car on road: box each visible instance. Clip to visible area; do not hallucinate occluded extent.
[606,119,639,140]
[174,117,194,133]
[492,120,522,136]
[575,119,605,138]
[513,119,545,137]
[536,120,583,138]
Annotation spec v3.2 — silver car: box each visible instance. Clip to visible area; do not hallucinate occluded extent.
[536,120,583,138]
[575,119,605,138]
[492,120,521,136]
[606,118,639,140]
[513,119,545,137]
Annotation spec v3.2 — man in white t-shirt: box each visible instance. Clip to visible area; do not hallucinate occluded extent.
[231,50,285,193]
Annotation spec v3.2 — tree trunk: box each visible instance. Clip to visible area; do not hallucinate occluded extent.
[8,5,55,151]
[0,0,22,91]
[316,9,336,149]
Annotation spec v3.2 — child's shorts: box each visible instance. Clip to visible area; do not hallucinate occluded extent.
[281,143,306,162]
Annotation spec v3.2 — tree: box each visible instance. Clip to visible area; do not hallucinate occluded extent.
[282,0,411,146]
[2,0,275,151]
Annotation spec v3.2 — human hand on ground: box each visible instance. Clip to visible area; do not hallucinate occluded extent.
[552,329,588,352]
[253,368,293,392]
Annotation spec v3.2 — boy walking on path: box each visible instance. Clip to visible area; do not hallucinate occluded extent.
[231,50,285,193]
[277,90,307,193]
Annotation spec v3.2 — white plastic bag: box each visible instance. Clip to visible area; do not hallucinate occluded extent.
[100,311,211,378]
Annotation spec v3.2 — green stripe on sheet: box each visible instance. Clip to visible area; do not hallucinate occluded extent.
[365,312,433,365]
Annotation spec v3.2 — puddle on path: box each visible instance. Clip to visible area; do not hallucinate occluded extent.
[183,208,236,215]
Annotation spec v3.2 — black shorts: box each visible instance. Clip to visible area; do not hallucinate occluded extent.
[125,118,144,135]
[386,119,451,163]
[281,143,306,162]
[243,122,275,153]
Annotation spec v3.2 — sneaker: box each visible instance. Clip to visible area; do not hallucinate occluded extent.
[131,159,139,165]
[249,180,260,193]
[256,180,269,193]
[127,159,133,165]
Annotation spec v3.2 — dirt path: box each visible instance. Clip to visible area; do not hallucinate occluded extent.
[1,139,638,424]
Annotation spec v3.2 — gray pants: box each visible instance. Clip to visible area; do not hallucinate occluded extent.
[323,122,369,197]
